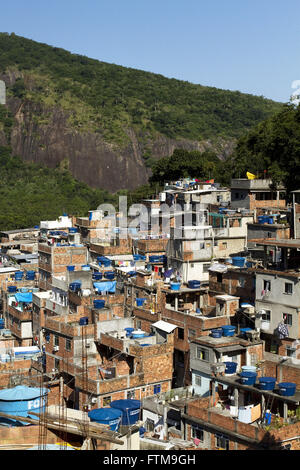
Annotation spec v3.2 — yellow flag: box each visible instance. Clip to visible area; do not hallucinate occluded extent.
[246,171,256,180]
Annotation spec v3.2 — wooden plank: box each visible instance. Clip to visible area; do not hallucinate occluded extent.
[0,411,124,445]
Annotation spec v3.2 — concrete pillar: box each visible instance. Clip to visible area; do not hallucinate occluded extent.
[234,387,239,408]
[211,379,216,406]
[163,404,168,440]
[175,295,178,311]
[283,402,288,422]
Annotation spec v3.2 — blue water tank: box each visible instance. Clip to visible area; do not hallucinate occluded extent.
[97,257,112,267]
[188,280,201,289]
[131,330,146,339]
[104,271,115,280]
[14,272,23,281]
[221,325,236,337]
[258,377,276,391]
[240,371,257,386]
[258,216,265,224]
[232,257,246,268]
[7,286,17,293]
[93,299,105,309]
[211,328,223,338]
[69,282,81,292]
[88,408,122,431]
[278,382,296,396]
[223,362,238,374]
[79,317,89,326]
[149,256,161,263]
[170,282,181,291]
[67,266,75,272]
[110,399,141,426]
[0,385,48,426]
[92,272,103,280]
[69,227,78,233]
[25,271,35,280]
[0,319,4,330]
[124,328,135,337]
[239,327,253,338]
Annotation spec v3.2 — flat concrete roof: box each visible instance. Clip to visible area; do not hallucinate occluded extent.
[255,239,300,249]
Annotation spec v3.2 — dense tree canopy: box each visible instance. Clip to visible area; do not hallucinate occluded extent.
[149,149,230,185]
[227,103,300,193]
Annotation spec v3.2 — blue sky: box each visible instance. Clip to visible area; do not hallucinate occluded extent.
[1,0,300,102]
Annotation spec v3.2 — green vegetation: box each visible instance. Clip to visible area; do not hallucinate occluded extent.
[0,33,282,145]
[0,144,116,231]
[227,103,300,193]
[0,33,296,232]
[149,148,229,184]
[145,103,300,196]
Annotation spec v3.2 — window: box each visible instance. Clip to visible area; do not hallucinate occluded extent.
[153,384,161,394]
[54,335,59,347]
[217,273,223,283]
[284,283,293,295]
[178,328,184,340]
[192,426,204,441]
[203,263,210,273]
[283,313,293,326]
[263,280,271,292]
[262,310,271,321]
[136,320,142,330]
[65,338,71,351]
[45,332,50,343]
[215,434,229,450]
[146,418,155,432]
[194,375,202,387]
[286,346,296,358]
[127,390,135,399]
[54,358,60,370]
[103,396,111,407]
[196,347,209,361]
[239,277,245,288]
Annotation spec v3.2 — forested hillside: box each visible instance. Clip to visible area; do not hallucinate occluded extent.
[0,33,291,230]
[0,33,282,143]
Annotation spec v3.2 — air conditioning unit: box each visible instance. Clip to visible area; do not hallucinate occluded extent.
[91,397,97,404]
[53,345,59,352]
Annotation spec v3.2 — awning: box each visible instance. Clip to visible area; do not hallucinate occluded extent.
[152,320,177,333]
